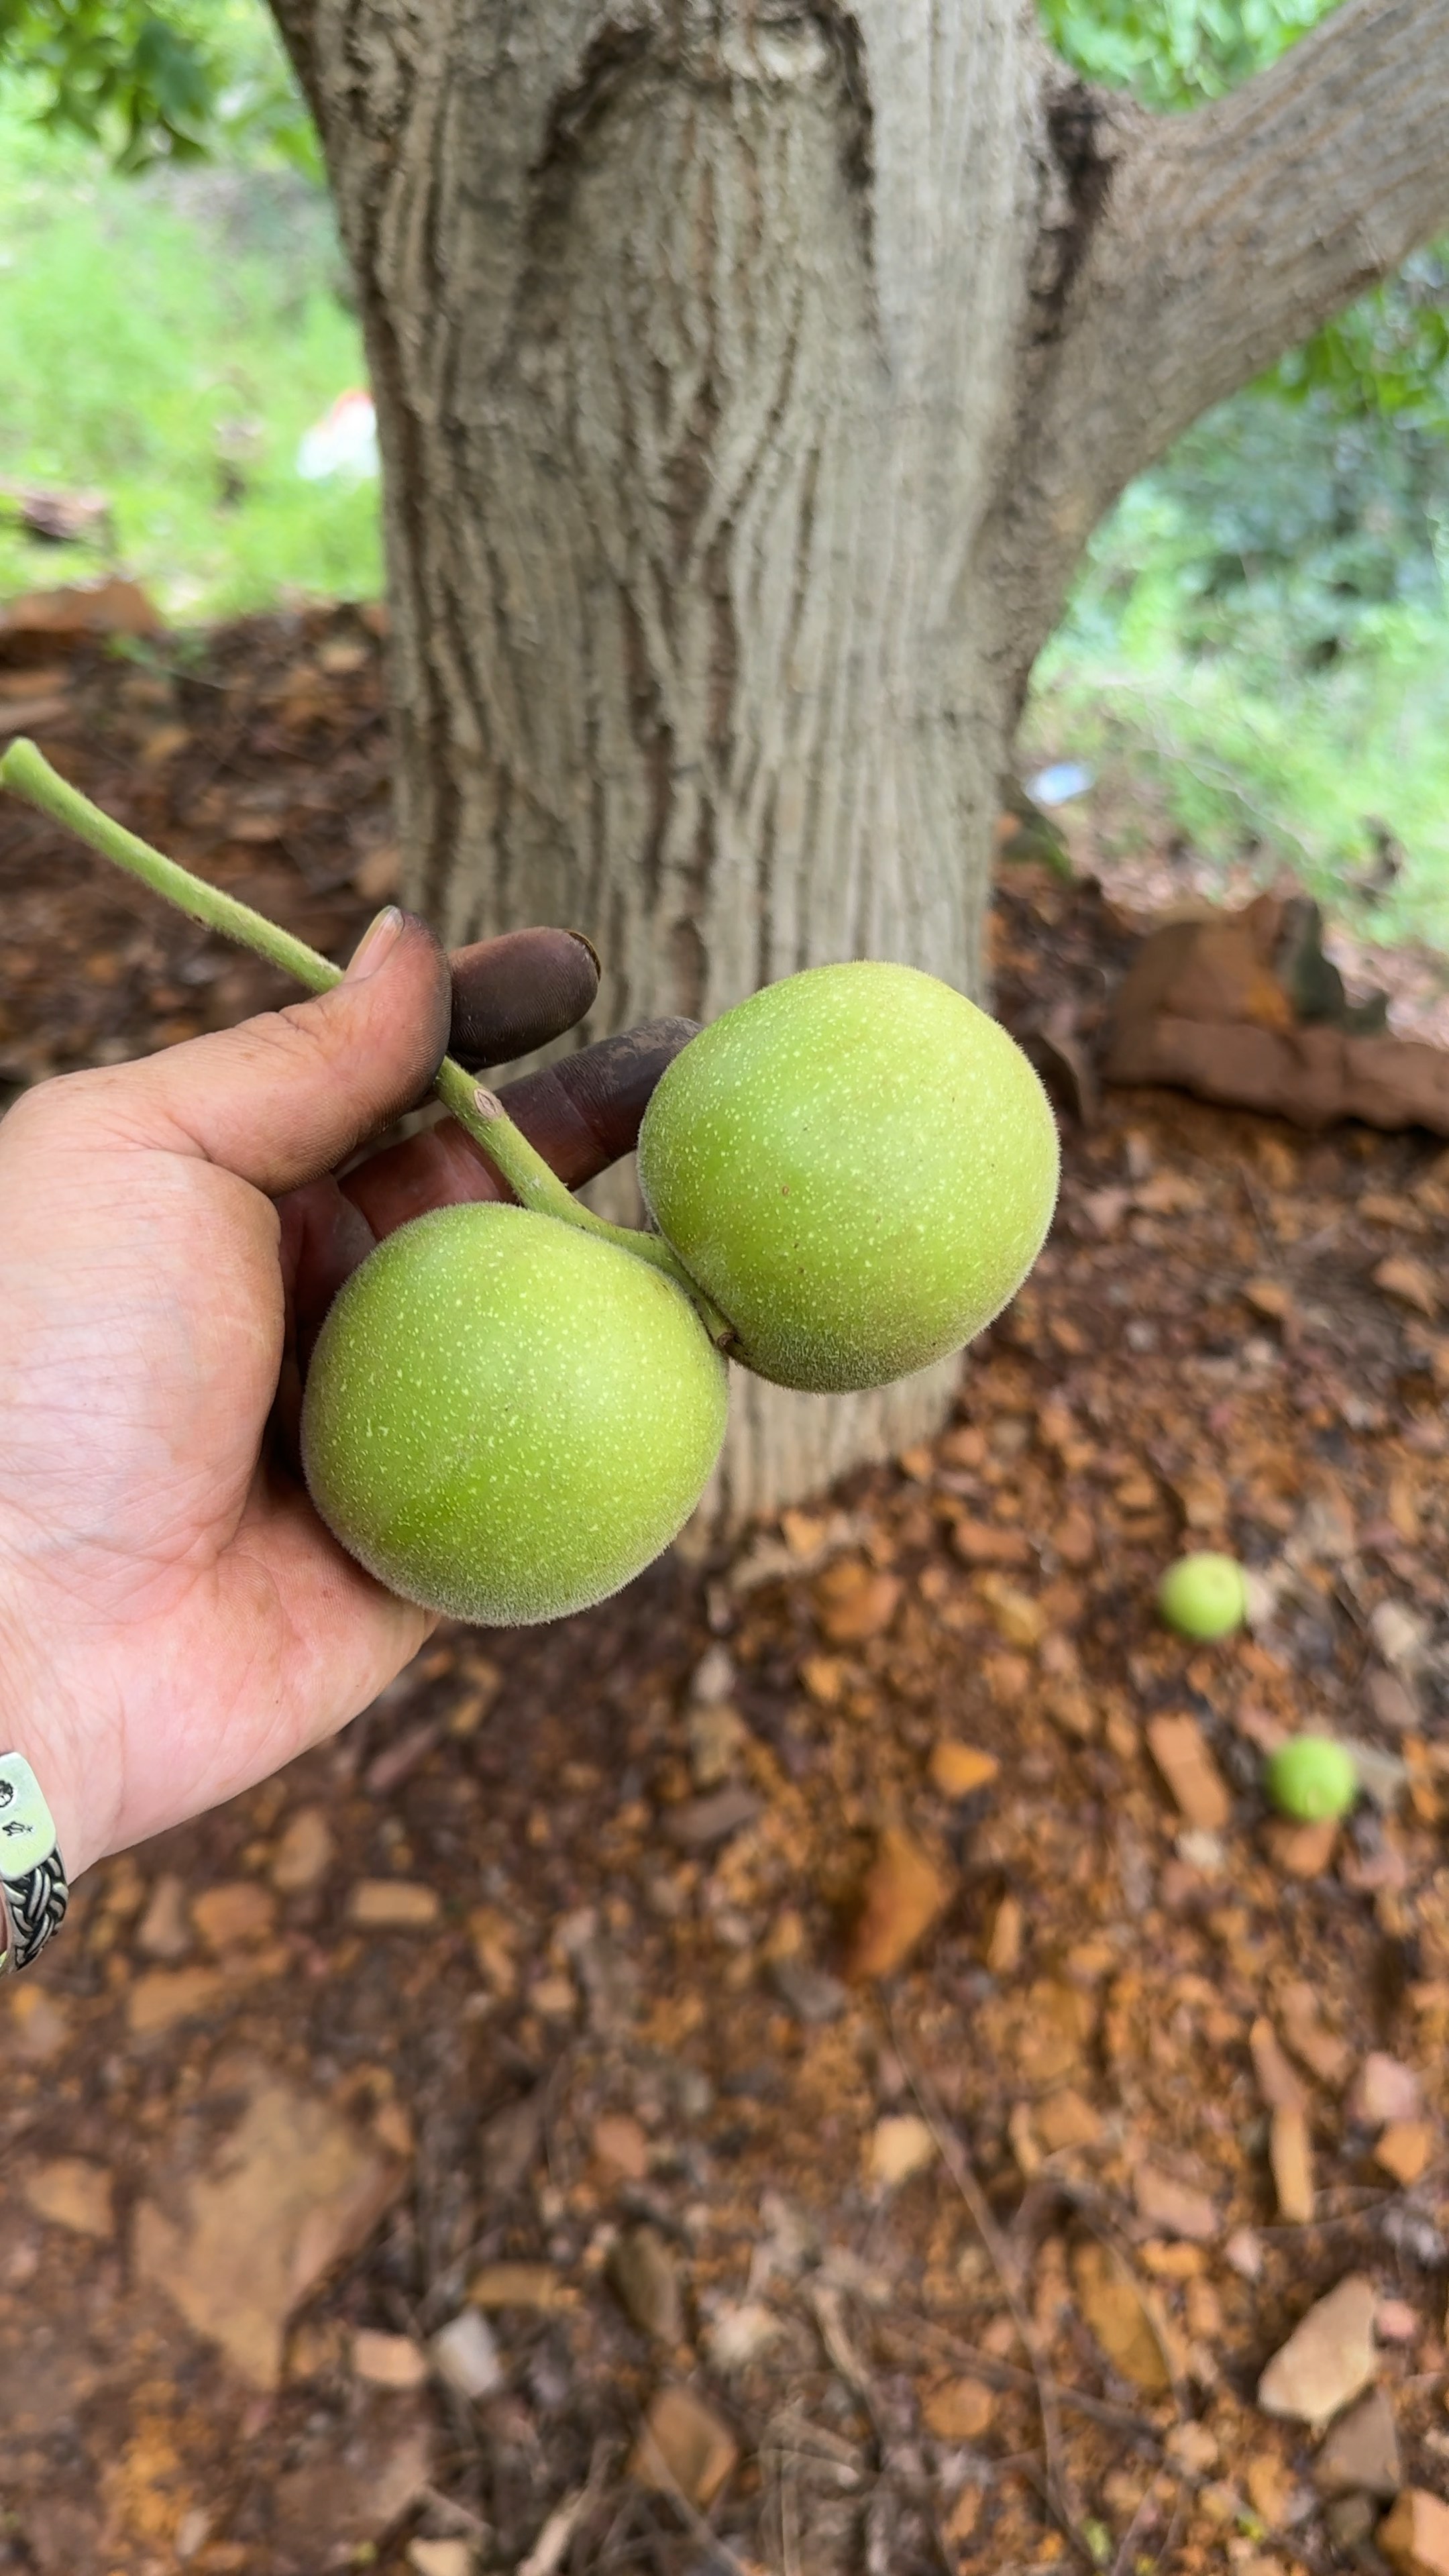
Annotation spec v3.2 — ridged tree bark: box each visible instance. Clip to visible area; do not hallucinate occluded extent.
[270,0,1449,1525]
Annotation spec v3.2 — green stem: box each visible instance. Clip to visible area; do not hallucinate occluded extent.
[0,738,730,1338]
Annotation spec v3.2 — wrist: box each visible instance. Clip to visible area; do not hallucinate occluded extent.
[0,1752,70,1970]
[0,1562,102,1882]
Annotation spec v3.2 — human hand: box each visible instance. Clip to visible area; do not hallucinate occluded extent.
[0,909,694,1881]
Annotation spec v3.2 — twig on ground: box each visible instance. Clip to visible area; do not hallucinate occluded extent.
[515,2440,612,2576]
[806,2277,890,2461]
[885,2003,1092,2566]
[418,2485,490,2538]
[1236,1161,1276,1250]
[779,2448,803,2576]
[1108,2475,1165,2576]
[1254,2183,1411,2235]
[1055,2200,1186,2576]
[889,2314,1163,2447]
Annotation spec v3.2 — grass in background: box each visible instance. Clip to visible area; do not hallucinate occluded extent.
[0,102,378,619]
[1024,387,1449,955]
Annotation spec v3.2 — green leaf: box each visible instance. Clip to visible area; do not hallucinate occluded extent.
[0,0,318,177]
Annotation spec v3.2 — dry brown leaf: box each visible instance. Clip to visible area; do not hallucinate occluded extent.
[1262,1817,1339,1877]
[984,1891,1024,1976]
[127,1966,224,2039]
[1346,2051,1422,2125]
[469,2263,576,2312]
[976,1574,1046,1648]
[1379,2487,1449,2576]
[1133,2162,1218,2242]
[1146,1713,1232,1831]
[133,2078,405,2389]
[347,1880,441,1930]
[1052,1505,1097,1567]
[1034,2087,1102,2151]
[21,2156,113,2240]
[1250,2017,1307,2112]
[1014,1978,1097,2086]
[1374,1256,1438,1319]
[922,2376,995,2440]
[631,2385,738,2508]
[928,1741,1000,1798]
[845,1825,953,1981]
[1374,2121,1433,2185]
[1071,2239,1170,2394]
[951,1518,1032,1569]
[192,1881,276,1951]
[813,1557,902,1644]
[1269,2106,1315,2223]
[592,2112,651,2182]
[1244,1277,1294,1324]
[1280,1982,1354,2086]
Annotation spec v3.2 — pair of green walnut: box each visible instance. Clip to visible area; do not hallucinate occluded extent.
[306,962,1060,1621]
[0,741,1060,1627]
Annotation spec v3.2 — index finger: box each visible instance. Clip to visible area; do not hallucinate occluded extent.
[448,928,600,1067]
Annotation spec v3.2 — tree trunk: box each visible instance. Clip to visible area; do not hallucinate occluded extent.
[271,0,1449,1526]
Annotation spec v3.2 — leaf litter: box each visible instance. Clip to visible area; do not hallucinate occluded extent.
[3,606,1449,2570]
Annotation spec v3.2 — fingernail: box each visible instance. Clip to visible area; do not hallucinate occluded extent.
[345,906,403,981]
[566,928,602,977]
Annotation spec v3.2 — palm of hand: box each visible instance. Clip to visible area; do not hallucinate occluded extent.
[0,1116,421,1873]
[0,918,692,1876]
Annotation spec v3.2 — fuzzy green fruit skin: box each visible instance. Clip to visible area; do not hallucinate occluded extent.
[1157,1551,1248,1641]
[1265,1735,1358,1823]
[301,1203,728,1626]
[636,962,1060,1393]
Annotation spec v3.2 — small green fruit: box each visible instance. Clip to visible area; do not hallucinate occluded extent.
[1264,1735,1358,1822]
[1157,1551,1248,1641]
[301,1203,727,1625]
[637,961,1059,1391]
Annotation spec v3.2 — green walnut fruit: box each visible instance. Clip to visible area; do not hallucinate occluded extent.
[637,961,1059,1391]
[1265,1735,1358,1823]
[1157,1551,1248,1642]
[301,1203,727,1625]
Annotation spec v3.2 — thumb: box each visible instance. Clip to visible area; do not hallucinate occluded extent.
[96,909,452,1195]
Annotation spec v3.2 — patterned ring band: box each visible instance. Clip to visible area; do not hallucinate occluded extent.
[0,1753,68,1973]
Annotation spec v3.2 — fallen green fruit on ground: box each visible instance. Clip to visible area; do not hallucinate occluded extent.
[637,962,1059,1391]
[1265,1735,1358,1822]
[301,1204,729,1625]
[1157,1550,1248,1641]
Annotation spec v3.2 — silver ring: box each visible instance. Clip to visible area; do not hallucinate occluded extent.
[0,1754,68,1973]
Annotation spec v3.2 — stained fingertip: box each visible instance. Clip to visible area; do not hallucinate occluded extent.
[499,1016,701,1183]
[340,1118,508,1241]
[449,926,602,1068]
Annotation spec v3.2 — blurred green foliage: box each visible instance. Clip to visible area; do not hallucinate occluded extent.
[1027,512,1449,950]
[1025,0,1449,947]
[0,99,376,616]
[0,0,317,174]
[1026,376,1449,949]
[1040,0,1330,105]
